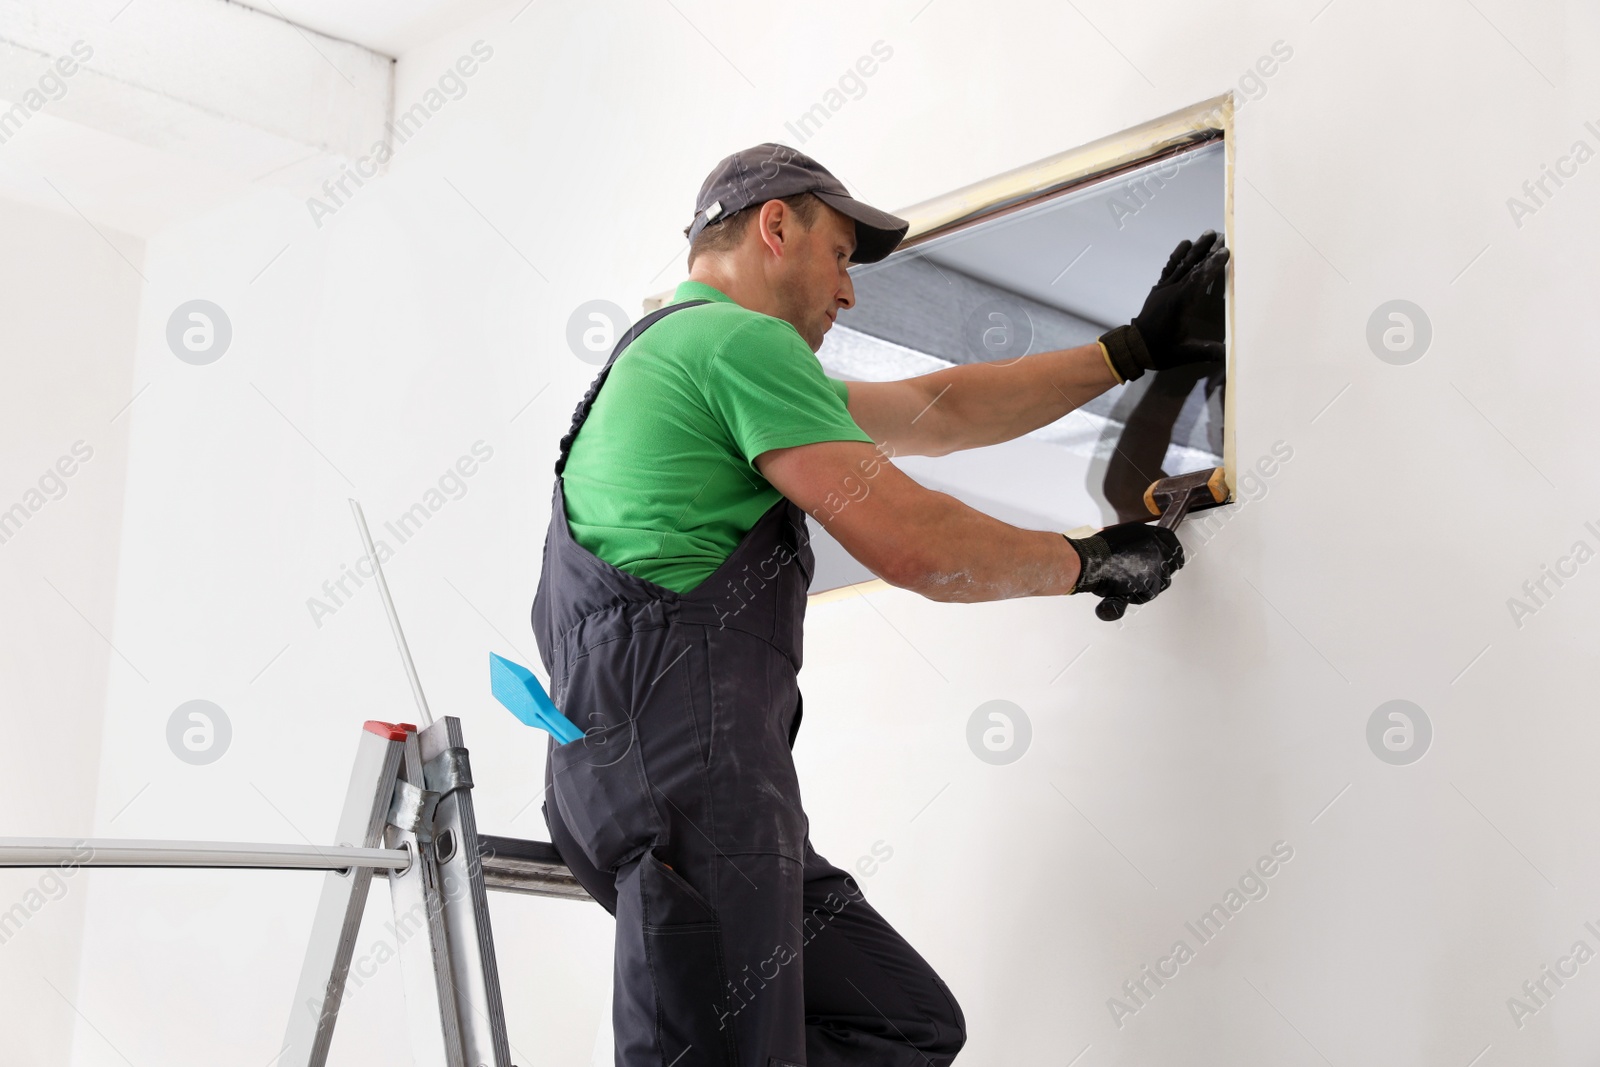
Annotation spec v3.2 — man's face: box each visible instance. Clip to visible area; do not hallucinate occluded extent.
[771,202,857,352]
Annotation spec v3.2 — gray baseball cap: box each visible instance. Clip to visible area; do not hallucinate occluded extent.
[685,143,910,263]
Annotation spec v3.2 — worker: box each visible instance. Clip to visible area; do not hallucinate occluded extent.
[531,142,1228,1067]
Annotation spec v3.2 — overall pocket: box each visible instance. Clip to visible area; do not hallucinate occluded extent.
[549,625,702,872]
[549,714,661,871]
[635,850,739,1065]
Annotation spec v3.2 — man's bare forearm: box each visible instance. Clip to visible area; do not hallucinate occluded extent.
[914,340,1120,455]
[766,438,1089,603]
[885,486,1083,603]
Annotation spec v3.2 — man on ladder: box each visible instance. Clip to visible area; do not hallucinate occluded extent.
[531,143,1227,1066]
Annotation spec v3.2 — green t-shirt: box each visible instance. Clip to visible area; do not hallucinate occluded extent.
[560,279,874,594]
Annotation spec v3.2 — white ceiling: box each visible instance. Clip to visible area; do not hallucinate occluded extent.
[0,0,504,238]
[225,0,513,57]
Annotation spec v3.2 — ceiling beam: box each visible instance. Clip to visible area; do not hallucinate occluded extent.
[0,0,392,188]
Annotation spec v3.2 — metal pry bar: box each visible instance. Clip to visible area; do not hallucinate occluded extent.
[1094,466,1229,623]
[349,498,434,727]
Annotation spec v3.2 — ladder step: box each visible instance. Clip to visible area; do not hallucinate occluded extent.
[478,835,593,902]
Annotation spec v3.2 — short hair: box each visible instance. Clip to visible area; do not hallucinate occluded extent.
[684,192,823,269]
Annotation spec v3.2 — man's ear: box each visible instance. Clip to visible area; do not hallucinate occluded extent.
[755,199,793,259]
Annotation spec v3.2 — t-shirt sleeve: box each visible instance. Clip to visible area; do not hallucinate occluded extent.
[703,318,873,471]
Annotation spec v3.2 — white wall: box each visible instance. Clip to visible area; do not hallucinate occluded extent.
[11,0,1600,1064]
[0,198,141,1065]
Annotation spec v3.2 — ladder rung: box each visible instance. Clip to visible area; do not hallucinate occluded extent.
[477,834,593,902]
[0,838,408,872]
[0,835,598,902]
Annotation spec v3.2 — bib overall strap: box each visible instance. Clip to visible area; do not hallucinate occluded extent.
[553,299,710,476]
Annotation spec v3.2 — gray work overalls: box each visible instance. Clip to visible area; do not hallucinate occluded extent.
[532,300,966,1067]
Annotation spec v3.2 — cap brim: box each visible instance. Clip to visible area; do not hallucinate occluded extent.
[811,189,909,264]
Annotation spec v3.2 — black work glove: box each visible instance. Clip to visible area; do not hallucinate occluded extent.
[1099,230,1229,383]
[1064,520,1185,604]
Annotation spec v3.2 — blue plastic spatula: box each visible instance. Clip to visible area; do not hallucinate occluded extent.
[488,653,583,744]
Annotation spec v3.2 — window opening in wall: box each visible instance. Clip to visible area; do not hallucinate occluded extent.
[808,124,1229,595]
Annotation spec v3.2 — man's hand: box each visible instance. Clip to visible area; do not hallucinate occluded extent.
[1100,230,1229,383]
[1064,520,1185,604]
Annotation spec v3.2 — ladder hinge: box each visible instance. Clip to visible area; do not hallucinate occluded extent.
[424,747,473,797]
[388,780,440,839]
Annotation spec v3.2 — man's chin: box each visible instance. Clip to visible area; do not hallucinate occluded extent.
[814,319,834,349]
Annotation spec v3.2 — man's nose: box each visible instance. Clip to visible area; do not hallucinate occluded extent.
[837,272,855,311]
